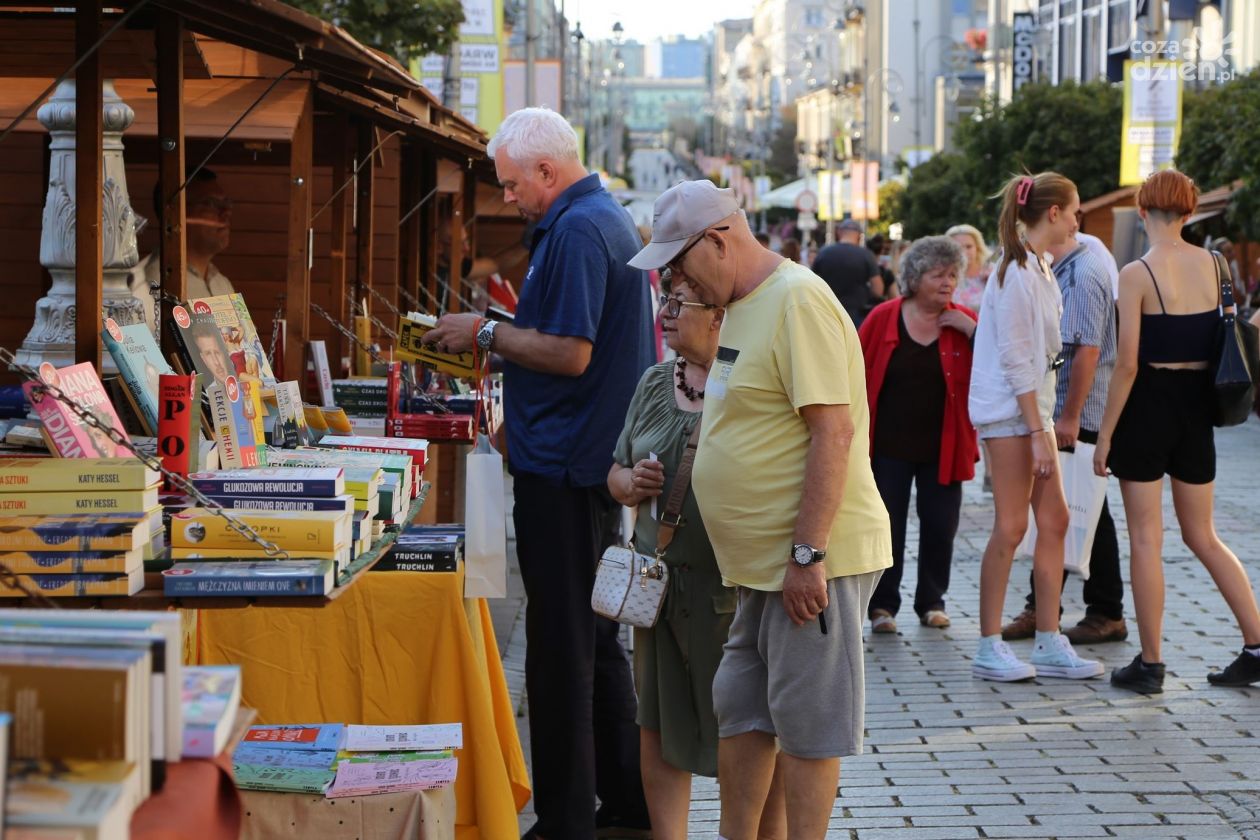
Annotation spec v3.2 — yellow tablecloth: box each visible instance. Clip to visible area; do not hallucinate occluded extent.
[191,569,531,840]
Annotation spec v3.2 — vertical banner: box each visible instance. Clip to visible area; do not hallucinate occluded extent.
[413,0,506,133]
[817,170,844,222]
[850,161,880,221]
[1120,60,1182,186]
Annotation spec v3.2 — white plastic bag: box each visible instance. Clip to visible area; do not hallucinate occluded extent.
[1014,443,1108,579]
[463,433,507,598]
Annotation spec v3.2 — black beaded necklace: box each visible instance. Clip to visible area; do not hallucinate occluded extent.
[675,358,705,401]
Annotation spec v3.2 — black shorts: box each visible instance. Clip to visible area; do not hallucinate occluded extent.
[1108,366,1215,484]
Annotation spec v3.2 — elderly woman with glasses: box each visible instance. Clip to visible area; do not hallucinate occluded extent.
[857,236,980,634]
[608,269,784,839]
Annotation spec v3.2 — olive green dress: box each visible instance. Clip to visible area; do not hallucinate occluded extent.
[613,361,736,777]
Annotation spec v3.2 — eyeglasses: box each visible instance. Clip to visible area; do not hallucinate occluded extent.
[661,225,731,281]
[658,294,718,319]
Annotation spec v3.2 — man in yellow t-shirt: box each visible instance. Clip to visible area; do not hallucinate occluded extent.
[630,180,891,840]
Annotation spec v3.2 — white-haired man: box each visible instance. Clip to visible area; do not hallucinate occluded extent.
[630,181,891,840]
[425,108,653,839]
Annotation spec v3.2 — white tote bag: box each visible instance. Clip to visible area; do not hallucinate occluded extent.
[464,433,507,598]
[1014,443,1108,579]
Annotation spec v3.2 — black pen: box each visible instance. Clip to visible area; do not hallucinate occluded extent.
[818,611,828,635]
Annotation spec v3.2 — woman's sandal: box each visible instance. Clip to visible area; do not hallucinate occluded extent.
[870,609,898,634]
[920,609,951,628]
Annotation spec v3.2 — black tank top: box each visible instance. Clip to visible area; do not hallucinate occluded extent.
[1136,258,1220,364]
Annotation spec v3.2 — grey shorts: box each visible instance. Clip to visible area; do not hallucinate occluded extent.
[712,570,881,759]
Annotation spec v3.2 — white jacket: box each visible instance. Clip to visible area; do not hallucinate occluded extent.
[968,251,1064,426]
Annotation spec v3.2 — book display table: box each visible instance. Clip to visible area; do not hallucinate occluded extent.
[191,566,530,840]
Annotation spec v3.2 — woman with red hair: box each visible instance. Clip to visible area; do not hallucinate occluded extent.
[1095,168,1260,693]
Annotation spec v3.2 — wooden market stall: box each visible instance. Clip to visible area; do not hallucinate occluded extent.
[0,3,527,838]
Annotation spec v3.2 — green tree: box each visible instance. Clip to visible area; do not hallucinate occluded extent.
[1177,70,1260,240]
[868,179,904,239]
[767,117,800,185]
[289,0,465,62]
[899,80,1123,240]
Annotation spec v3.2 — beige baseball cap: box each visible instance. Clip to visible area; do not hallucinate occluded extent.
[628,180,741,270]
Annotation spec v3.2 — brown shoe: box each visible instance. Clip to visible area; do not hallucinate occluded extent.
[870,609,898,634]
[1063,615,1128,644]
[1001,608,1037,641]
[920,609,951,628]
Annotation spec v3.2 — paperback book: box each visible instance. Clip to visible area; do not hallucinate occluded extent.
[0,457,158,492]
[23,362,132,458]
[157,373,205,490]
[0,548,142,575]
[0,487,158,516]
[169,508,351,553]
[170,304,235,393]
[162,559,336,597]
[0,514,150,552]
[205,378,260,469]
[102,318,175,436]
[186,294,276,386]
[5,760,140,838]
[272,381,307,447]
[325,751,457,798]
[187,467,344,498]
[0,568,144,597]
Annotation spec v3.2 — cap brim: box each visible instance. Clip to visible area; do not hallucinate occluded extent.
[628,238,687,270]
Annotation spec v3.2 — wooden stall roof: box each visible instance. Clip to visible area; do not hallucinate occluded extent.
[0,77,312,141]
[0,12,212,80]
[2,0,487,158]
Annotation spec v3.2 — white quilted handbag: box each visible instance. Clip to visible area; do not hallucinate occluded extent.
[592,545,670,628]
[591,422,700,629]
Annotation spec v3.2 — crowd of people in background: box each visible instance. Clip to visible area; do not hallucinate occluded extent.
[428,107,1260,840]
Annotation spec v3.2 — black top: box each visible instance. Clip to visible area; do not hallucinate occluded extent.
[811,242,879,324]
[1135,258,1220,365]
[872,312,945,464]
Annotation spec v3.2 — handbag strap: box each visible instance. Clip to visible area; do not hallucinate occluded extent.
[1213,250,1235,316]
[654,420,702,559]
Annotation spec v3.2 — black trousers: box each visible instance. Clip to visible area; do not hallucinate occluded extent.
[513,472,648,839]
[869,455,962,618]
[1024,429,1125,620]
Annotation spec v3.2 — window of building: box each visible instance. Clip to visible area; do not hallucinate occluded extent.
[1082,0,1103,79]
[1058,0,1079,81]
[804,7,824,28]
[1108,0,1133,51]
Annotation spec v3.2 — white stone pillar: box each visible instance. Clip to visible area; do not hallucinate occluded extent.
[16,79,145,375]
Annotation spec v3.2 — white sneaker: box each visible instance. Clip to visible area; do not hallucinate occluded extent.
[972,639,1036,682]
[1031,633,1104,679]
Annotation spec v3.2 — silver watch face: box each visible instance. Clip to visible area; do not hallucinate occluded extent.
[792,544,814,566]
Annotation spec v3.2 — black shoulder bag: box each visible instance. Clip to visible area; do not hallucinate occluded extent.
[1211,250,1260,427]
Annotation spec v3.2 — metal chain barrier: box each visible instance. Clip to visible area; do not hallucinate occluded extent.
[344,291,399,341]
[364,284,402,319]
[0,561,60,608]
[310,303,386,365]
[267,297,284,368]
[0,347,289,560]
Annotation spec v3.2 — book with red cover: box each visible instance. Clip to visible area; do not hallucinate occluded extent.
[157,374,201,491]
[22,363,133,459]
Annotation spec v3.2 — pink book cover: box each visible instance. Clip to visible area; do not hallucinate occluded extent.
[22,362,134,459]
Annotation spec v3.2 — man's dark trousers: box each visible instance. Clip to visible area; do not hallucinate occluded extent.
[1025,428,1124,619]
[514,472,648,839]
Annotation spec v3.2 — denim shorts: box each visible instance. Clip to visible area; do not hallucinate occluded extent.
[975,371,1057,441]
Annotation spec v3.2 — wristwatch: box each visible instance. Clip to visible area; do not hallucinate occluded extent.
[790,543,827,567]
[476,319,498,352]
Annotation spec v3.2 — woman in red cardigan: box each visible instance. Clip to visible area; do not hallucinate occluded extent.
[857,235,979,633]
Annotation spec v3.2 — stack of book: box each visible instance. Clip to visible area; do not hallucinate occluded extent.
[316,435,428,496]
[0,609,183,837]
[172,467,353,568]
[233,723,461,798]
[0,457,162,597]
[266,446,409,529]
[181,665,243,758]
[332,377,389,418]
[373,524,464,573]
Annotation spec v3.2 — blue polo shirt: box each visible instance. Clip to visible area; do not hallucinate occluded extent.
[504,173,653,487]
